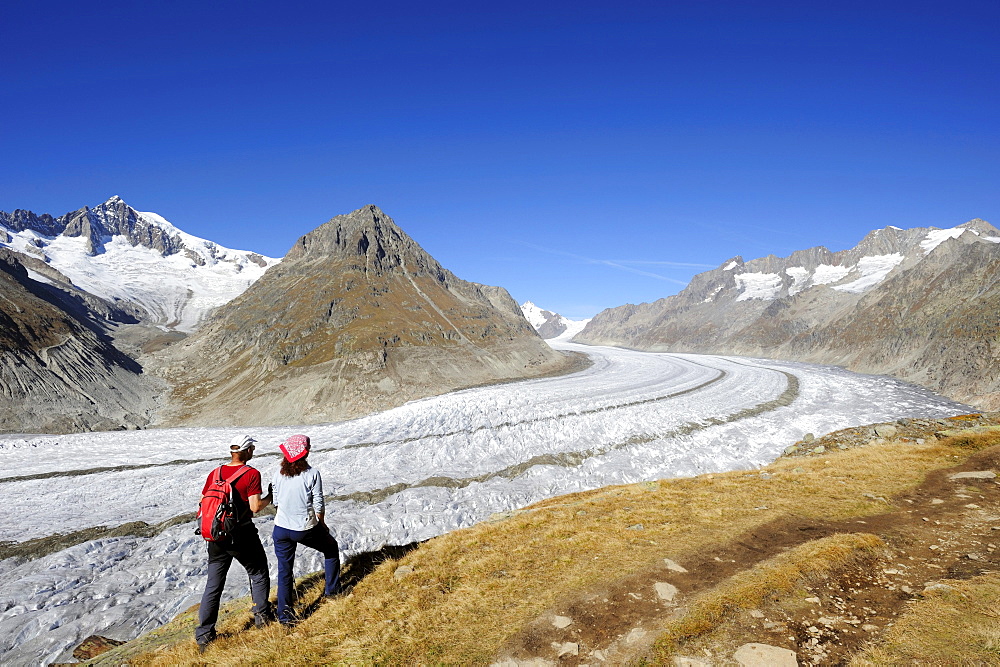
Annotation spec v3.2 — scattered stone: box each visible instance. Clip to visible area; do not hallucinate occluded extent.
[811,445,826,454]
[931,499,944,504]
[784,444,800,455]
[393,565,414,580]
[556,642,579,657]
[733,642,798,666]
[625,628,647,644]
[592,650,608,661]
[628,524,645,531]
[862,624,880,632]
[805,597,821,604]
[664,558,688,573]
[803,433,815,443]
[655,582,679,602]
[966,503,982,509]
[576,510,587,516]
[901,586,914,594]
[749,609,765,618]
[674,657,711,666]
[922,583,957,595]
[949,471,997,480]
[552,615,573,629]
[72,635,125,661]
[874,424,898,438]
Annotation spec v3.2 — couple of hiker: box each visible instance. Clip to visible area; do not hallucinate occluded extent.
[194,433,341,652]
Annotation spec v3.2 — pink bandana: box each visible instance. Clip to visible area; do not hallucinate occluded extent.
[280,434,311,462]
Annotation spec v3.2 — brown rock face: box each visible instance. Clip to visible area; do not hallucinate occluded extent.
[153,205,569,426]
[72,635,125,660]
[0,249,160,433]
[576,219,1000,409]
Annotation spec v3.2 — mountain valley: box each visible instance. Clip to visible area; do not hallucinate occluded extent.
[576,219,1000,410]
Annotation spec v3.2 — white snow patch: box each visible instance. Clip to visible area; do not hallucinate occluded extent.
[832,253,905,293]
[811,264,852,285]
[920,228,967,254]
[703,285,724,302]
[554,318,591,341]
[519,301,551,329]
[734,272,782,301]
[723,261,739,271]
[0,208,281,332]
[784,267,810,296]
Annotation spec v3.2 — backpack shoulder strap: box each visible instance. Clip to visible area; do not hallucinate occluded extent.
[228,465,251,484]
[211,465,226,485]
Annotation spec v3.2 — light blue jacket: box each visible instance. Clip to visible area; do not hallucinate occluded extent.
[271,465,324,531]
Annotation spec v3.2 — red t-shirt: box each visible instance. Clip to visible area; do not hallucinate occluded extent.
[202,464,262,501]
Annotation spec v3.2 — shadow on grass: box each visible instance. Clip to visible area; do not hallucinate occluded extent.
[234,540,424,631]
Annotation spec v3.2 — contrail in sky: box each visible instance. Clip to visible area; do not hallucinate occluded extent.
[517,242,700,285]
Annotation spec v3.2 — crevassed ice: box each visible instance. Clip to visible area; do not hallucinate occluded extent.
[832,253,904,294]
[784,267,810,295]
[735,272,782,301]
[0,343,974,665]
[811,264,852,285]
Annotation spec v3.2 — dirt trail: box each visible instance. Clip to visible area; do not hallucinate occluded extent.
[498,445,1000,665]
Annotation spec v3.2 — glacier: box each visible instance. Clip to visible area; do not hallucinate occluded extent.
[0,342,973,665]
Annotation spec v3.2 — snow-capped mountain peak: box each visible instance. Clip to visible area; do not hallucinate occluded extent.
[520,301,591,340]
[0,197,282,332]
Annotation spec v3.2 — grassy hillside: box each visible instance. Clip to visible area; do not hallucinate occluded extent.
[90,414,1000,665]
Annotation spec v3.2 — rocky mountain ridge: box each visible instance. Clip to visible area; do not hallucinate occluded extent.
[575,218,1000,408]
[150,205,573,426]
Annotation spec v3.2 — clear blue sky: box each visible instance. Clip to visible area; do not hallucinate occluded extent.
[3,0,997,319]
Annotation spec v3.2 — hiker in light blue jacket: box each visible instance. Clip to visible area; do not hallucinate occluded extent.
[270,434,341,626]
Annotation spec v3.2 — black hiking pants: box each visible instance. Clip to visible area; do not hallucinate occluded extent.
[195,526,272,645]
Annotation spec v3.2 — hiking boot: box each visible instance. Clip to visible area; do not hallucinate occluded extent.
[196,631,216,654]
[255,610,276,628]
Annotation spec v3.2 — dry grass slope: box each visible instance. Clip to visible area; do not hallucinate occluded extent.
[95,418,1000,665]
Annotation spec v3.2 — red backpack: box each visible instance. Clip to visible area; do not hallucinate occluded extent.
[196,465,251,542]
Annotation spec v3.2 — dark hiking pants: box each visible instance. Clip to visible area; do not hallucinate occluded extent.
[195,526,272,645]
[273,523,340,624]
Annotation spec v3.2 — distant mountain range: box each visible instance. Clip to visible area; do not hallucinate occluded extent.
[519,302,591,340]
[575,218,1000,409]
[0,199,567,433]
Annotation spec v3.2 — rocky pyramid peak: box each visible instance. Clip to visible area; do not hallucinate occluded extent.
[957,218,1000,236]
[288,204,448,280]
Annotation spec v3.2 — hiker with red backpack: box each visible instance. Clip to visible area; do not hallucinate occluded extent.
[270,434,341,626]
[194,434,275,652]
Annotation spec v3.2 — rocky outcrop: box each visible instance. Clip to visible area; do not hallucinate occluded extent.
[0,250,161,434]
[576,219,1000,409]
[151,205,572,426]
